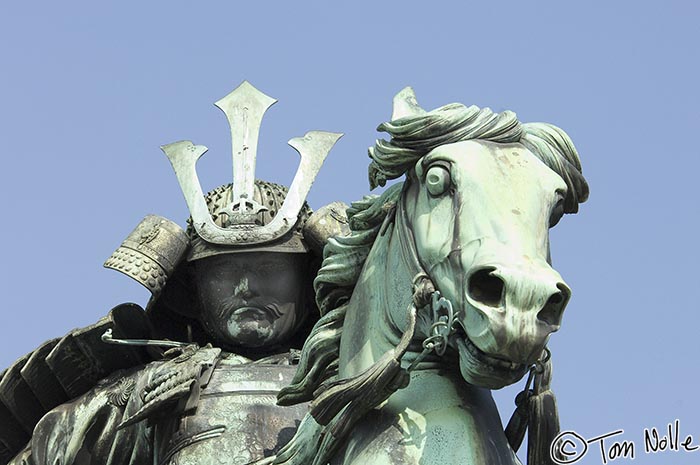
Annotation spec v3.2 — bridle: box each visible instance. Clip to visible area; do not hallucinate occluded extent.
[391,182,559,459]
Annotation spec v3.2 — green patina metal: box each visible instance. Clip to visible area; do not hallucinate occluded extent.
[0,84,588,465]
[272,87,588,465]
[0,82,346,465]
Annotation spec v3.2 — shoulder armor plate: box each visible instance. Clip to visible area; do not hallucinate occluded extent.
[0,303,156,464]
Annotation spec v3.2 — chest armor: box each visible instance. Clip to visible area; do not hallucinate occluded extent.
[155,357,308,465]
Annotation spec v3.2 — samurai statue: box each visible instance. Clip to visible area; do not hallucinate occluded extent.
[0,82,347,465]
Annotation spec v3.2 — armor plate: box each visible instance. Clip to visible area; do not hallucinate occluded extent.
[156,356,308,465]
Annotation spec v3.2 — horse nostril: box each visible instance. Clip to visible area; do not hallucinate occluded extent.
[537,284,570,326]
[467,268,504,307]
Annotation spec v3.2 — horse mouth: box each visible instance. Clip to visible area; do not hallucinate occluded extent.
[451,322,528,389]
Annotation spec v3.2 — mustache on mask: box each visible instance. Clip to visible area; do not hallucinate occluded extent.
[215,294,285,320]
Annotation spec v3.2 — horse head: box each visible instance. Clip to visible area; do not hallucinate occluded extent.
[403,139,570,388]
[272,87,589,465]
[372,88,589,389]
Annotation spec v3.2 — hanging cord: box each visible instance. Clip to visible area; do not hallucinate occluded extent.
[505,346,564,465]
[505,347,551,452]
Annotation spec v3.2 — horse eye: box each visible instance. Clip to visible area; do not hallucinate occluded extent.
[425,165,451,196]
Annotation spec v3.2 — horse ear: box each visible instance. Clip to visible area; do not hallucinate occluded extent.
[391,86,426,120]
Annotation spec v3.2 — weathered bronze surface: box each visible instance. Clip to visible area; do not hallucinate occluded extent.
[0,82,345,465]
[0,83,587,465]
[271,87,588,465]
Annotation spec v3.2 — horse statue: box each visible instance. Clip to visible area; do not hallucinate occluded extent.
[266,88,589,465]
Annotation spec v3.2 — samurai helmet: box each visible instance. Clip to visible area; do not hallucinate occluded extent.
[162,81,342,260]
[186,180,312,261]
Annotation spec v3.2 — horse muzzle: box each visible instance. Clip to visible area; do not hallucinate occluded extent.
[462,261,571,366]
[404,194,573,387]
[436,249,570,388]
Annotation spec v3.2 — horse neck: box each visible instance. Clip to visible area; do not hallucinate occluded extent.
[338,217,458,378]
[336,218,514,465]
[338,220,415,378]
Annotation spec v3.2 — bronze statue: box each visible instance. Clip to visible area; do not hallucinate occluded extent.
[0,83,588,465]
[0,82,345,465]
[267,88,589,465]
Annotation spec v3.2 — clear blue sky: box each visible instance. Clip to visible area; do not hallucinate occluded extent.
[0,2,697,464]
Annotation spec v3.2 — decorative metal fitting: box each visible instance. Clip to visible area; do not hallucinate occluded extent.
[162,81,342,246]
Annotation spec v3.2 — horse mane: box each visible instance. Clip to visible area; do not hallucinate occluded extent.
[273,102,589,465]
[277,183,403,405]
[369,102,589,212]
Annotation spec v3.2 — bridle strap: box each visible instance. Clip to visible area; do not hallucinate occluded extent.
[395,184,561,464]
[394,190,459,362]
[394,193,428,285]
